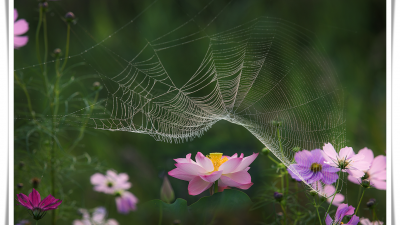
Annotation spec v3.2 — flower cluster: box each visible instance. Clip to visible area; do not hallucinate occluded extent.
[168,152,258,195]
[91,170,138,214]
[73,207,118,225]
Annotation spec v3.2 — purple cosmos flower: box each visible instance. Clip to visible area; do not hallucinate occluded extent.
[359,218,384,225]
[325,204,359,225]
[15,220,30,225]
[287,149,339,185]
[16,188,62,221]
[348,148,386,190]
[90,170,131,194]
[323,143,371,178]
[312,181,344,206]
[115,191,138,214]
[73,207,119,225]
[14,9,29,49]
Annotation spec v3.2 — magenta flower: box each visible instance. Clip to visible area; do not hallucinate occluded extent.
[168,152,258,195]
[312,181,344,206]
[14,9,29,49]
[348,148,386,190]
[16,220,30,225]
[287,149,339,184]
[115,191,138,214]
[359,218,384,225]
[90,170,131,194]
[16,188,62,221]
[325,204,359,225]
[73,207,119,225]
[323,143,371,178]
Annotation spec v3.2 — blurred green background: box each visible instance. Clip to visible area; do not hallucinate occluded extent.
[14,0,386,224]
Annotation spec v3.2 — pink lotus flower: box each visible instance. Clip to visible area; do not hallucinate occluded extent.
[16,188,62,221]
[312,181,344,207]
[323,143,371,178]
[14,9,29,49]
[348,148,386,190]
[73,207,119,225]
[168,152,258,195]
[90,170,131,194]
[359,218,384,225]
[325,204,359,225]
[115,191,138,214]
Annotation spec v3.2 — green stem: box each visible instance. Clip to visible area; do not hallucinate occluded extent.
[281,172,284,193]
[60,24,71,72]
[313,197,322,225]
[268,155,280,165]
[158,203,163,225]
[280,203,287,225]
[285,170,289,196]
[324,171,341,222]
[372,208,377,221]
[276,127,284,159]
[43,11,49,81]
[35,6,43,72]
[36,221,38,225]
[214,180,218,194]
[14,73,35,119]
[355,188,365,216]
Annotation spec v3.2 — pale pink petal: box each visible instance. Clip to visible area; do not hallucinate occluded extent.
[339,147,355,159]
[369,155,386,175]
[230,153,238,158]
[219,175,252,188]
[224,171,251,184]
[188,176,213,195]
[237,182,253,190]
[350,160,370,172]
[347,168,365,178]
[200,171,222,182]
[323,143,338,160]
[168,168,196,181]
[107,170,118,180]
[239,153,244,158]
[175,163,207,175]
[14,9,18,21]
[329,193,344,206]
[117,173,129,182]
[14,36,28,48]
[91,173,107,185]
[358,148,374,164]
[348,175,361,185]
[92,207,106,222]
[14,19,29,35]
[370,170,386,180]
[106,219,119,225]
[323,185,335,196]
[232,153,258,172]
[195,152,214,172]
[186,153,196,164]
[218,158,242,174]
[73,220,86,225]
[174,158,189,163]
[370,180,386,190]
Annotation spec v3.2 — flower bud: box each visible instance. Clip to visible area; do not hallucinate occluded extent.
[39,2,49,12]
[160,176,175,204]
[310,190,318,196]
[17,183,23,189]
[19,161,25,169]
[366,198,376,208]
[31,177,41,189]
[292,147,301,152]
[261,147,270,156]
[361,179,371,188]
[92,81,103,91]
[53,48,61,58]
[277,212,284,218]
[274,192,283,202]
[65,12,76,24]
[272,120,282,127]
[277,163,286,170]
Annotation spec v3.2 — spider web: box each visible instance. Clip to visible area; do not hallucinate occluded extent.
[15,0,346,191]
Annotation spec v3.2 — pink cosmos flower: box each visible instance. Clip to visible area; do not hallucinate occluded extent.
[73,207,119,225]
[14,9,29,49]
[17,188,62,221]
[325,204,359,225]
[115,191,139,214]
[359,218,384,225]
[348,148,386,190]
[168,152,258,195]
[90,170,131,194]
[312,181,344,207]
[323,143,371,178]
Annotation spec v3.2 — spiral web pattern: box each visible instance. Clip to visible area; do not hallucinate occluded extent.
[15,2,345,191]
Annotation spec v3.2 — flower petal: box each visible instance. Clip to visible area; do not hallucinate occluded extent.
[329,193,344,207]
[14,19,29,36]
[339,147,355,159]
[370,170,386,180]
[200,171,222,183]
[237,182,253,190]
[14,9,18,22]
[370,180,386,190]
[195,152,214,172]
[346,168,365,178]
[43,199,62,211]
[168,168,196,181]
[323,143,338,161]
[224,171,251,184]
[358,148,374,165]
[14,36,28,49]
[321,172,339,185]
[369,155,386,175]
[325,214,333,225]
[17,193,33,209]
[347,215,360,225]
[188,176,212,195]
[294,150,312,166]
[91,173,107,185]
[347,175,361,185]
[29,188,41,208]
[175,163,207,175]
[232,153,258,172]
[39,195,56,208]
[218,158,242,174]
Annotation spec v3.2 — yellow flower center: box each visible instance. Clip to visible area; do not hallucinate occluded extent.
[207,153,228,172]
